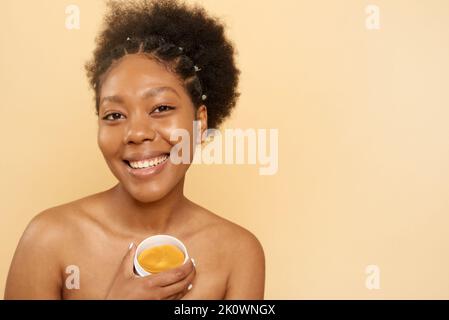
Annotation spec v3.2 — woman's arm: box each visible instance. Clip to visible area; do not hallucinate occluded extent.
[4,210,63,299]
[224,230,265,299]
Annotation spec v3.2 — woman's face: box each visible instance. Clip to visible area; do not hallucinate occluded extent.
[97,54,207,203]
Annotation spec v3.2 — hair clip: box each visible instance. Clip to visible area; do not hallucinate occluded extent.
[201,94,207,101]
[194,65,202,72]
[178,46,184,52]
[126,37,131,41]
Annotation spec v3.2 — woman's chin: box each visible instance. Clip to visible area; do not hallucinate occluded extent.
[126,185,170,203]
[111,162,186,203]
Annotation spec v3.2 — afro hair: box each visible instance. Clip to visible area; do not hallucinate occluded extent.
[85,0,240,129]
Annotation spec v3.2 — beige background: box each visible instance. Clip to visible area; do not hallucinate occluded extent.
[1,0,449,299]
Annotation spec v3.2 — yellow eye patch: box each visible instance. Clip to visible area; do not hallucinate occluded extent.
[137,244,185,273]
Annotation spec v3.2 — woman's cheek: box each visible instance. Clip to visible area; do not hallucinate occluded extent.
[97,126,121,157]
[158,118,196,162]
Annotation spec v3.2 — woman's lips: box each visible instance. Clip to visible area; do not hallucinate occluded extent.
[123,155,169,178]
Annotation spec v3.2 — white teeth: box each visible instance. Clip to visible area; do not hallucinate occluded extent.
[128,154,168,169]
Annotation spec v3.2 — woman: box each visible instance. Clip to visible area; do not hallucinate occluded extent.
[5,0,265,299]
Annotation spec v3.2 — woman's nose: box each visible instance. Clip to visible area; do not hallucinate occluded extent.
[123,116,157,144]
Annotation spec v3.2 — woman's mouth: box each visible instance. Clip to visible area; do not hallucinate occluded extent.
[123,153,170,178]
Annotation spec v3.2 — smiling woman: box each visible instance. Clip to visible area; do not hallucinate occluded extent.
[4,0,265,300]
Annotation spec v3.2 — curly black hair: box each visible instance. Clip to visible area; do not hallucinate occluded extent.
[85,0,240,129]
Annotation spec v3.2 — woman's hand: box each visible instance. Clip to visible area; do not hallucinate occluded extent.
[105,243,196,300]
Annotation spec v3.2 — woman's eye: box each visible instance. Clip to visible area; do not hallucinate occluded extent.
[152,105,175,114]
[102,106,173,121]
[103,113,124,121]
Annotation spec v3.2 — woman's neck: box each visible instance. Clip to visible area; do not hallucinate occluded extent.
[106,178,189,236]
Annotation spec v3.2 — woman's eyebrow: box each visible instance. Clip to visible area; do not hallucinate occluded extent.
[100,95,123,106]
[100,86,180,106]
[142,86,180,99]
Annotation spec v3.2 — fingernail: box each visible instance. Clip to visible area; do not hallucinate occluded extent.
[187,283,193,291]
[128,242,134,250]
[191,258,196,267]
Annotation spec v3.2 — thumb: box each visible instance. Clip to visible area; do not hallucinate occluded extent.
[120,242,137,277]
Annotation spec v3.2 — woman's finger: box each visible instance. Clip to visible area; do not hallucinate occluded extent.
[119,242,137,278]
[159,266,196,299]
[146,258,195,287]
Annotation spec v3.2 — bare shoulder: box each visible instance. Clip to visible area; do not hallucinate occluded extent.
[10,196,95,268]
[25,195,96,239]
[26,203,77,235]
[187,202,266,299]
[4,202,78,299]
[5,193,102,298]
[188,201,265,261]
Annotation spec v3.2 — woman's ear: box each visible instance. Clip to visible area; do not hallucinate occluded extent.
[196,105,208,143]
